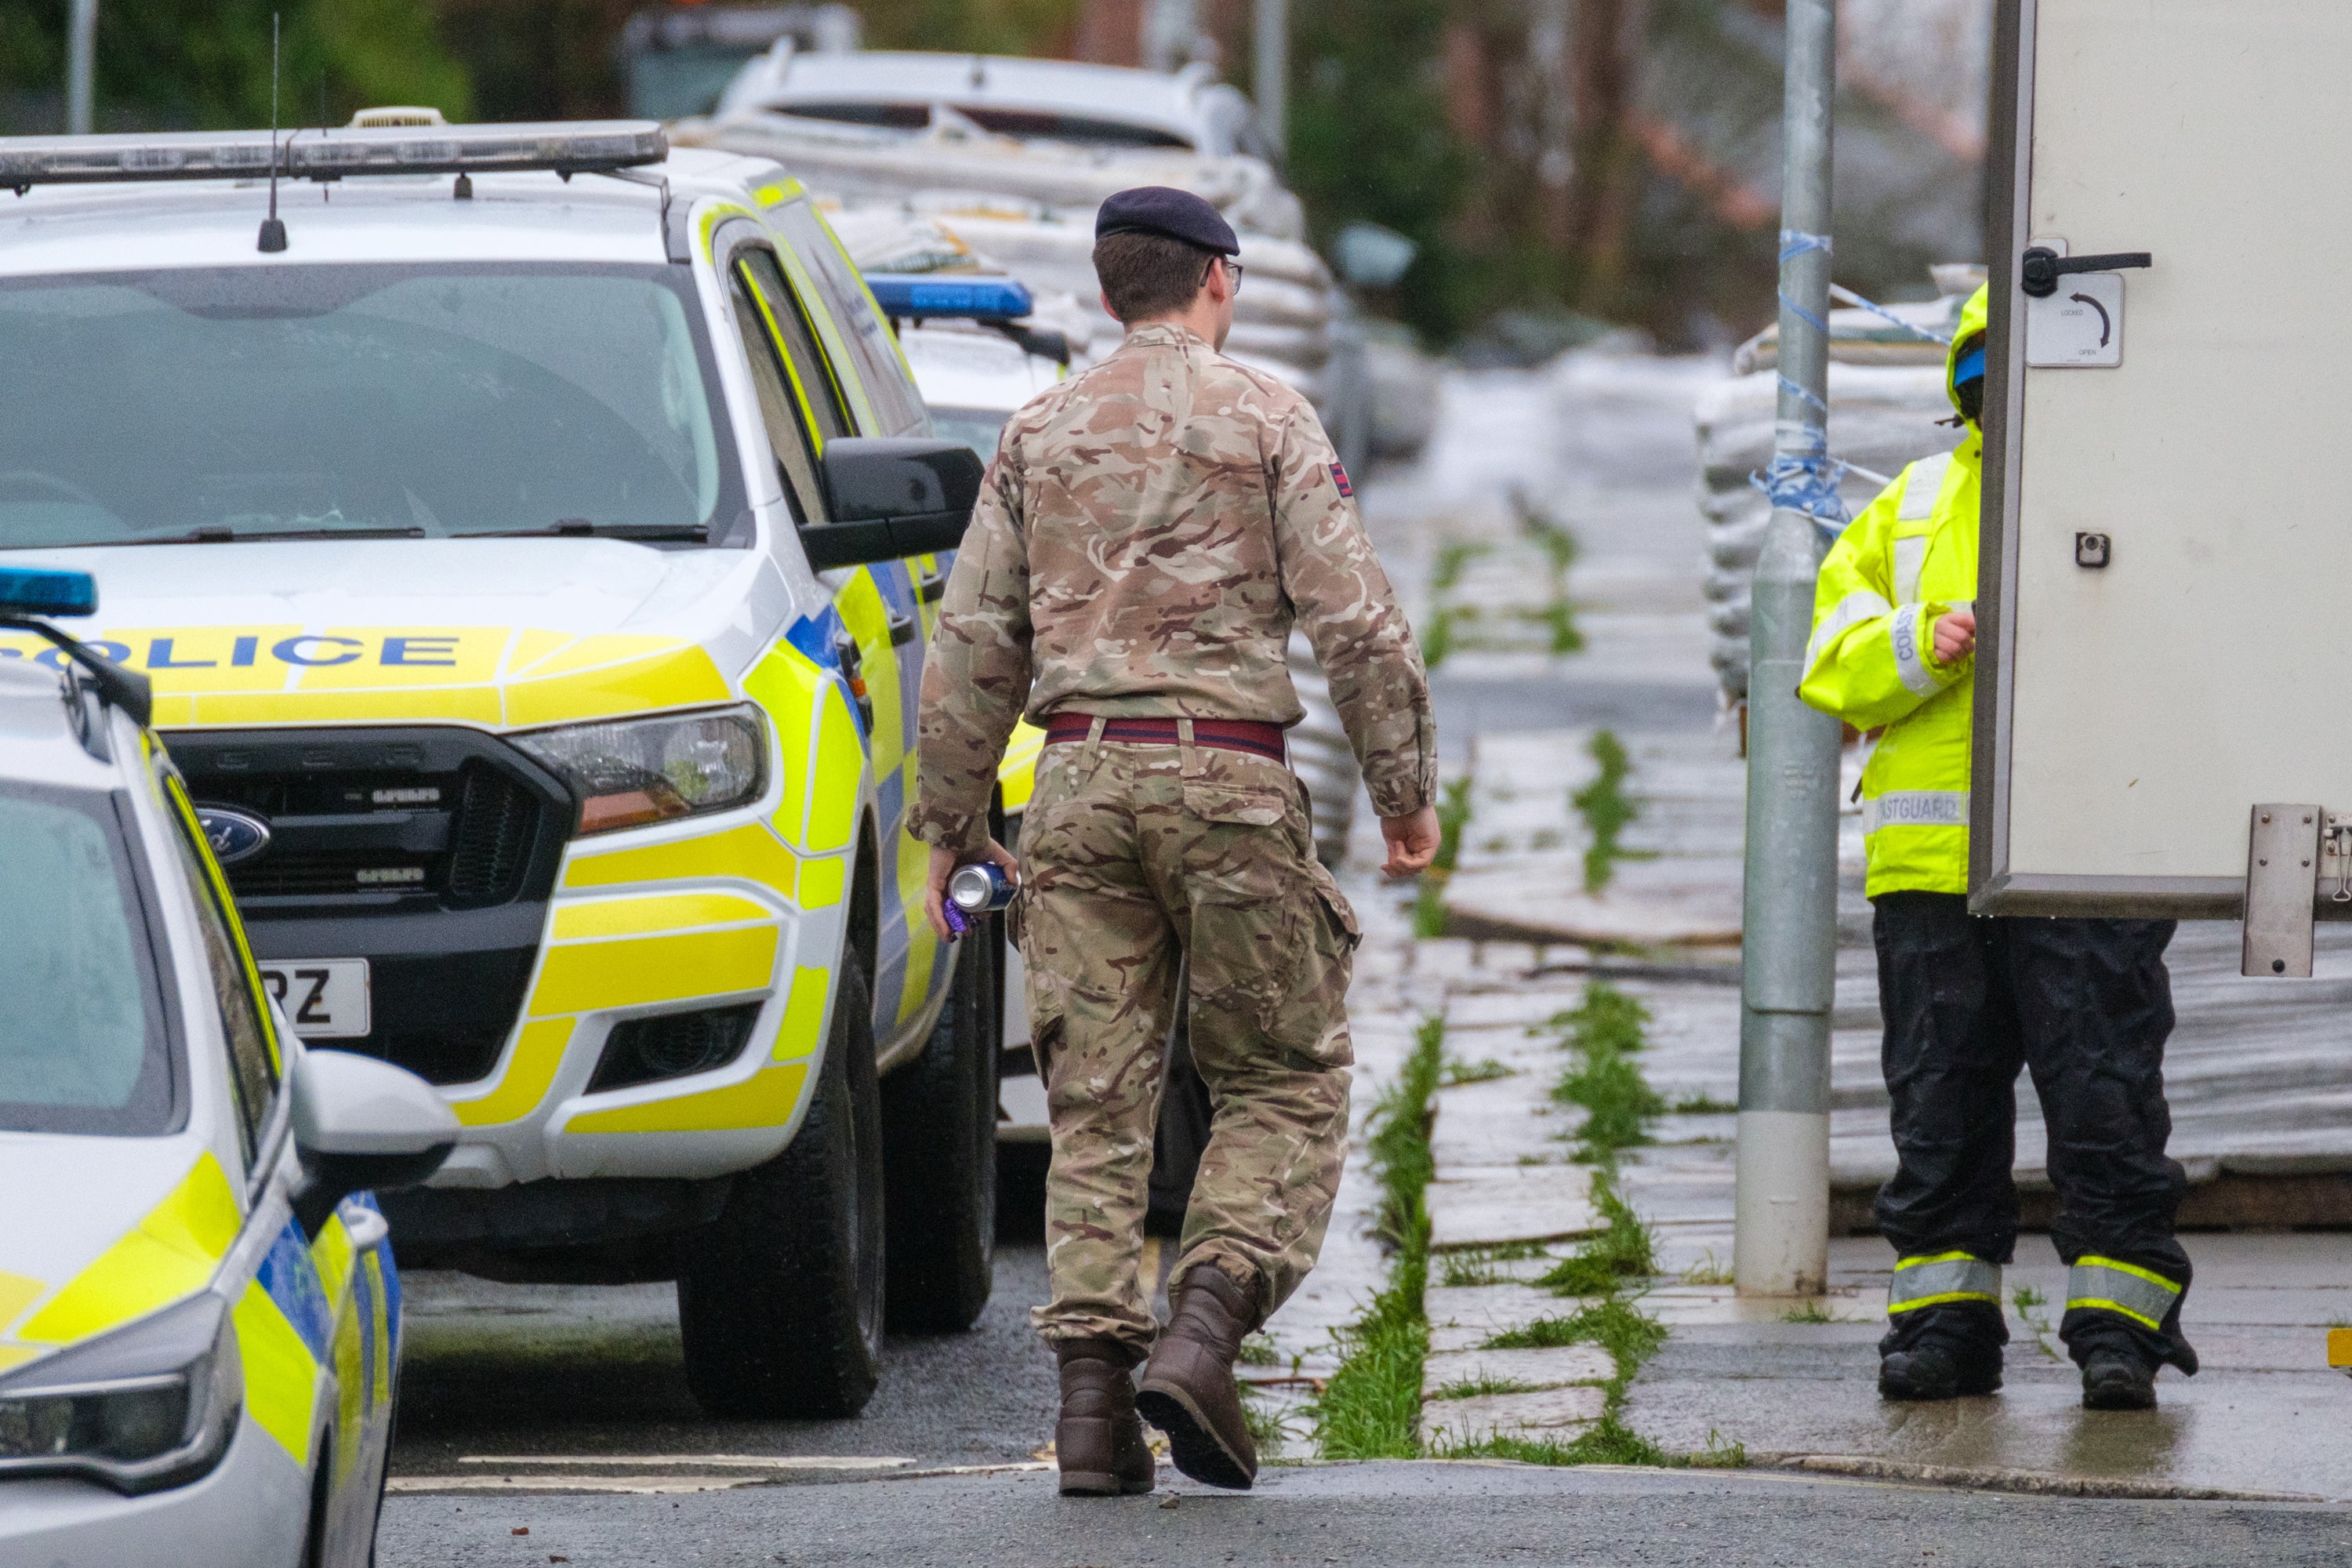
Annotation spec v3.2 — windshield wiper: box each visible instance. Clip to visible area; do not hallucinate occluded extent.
[459,521,710,542]
[48,525,430,547]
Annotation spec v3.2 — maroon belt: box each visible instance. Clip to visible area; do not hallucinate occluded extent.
[1044,715,1287,761]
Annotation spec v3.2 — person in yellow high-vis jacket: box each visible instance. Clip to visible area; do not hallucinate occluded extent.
[1800,285,2197,1411]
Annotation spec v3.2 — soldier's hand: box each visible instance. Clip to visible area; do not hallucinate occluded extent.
[924,839,1022,941]
[1379,805,1442,879]
[1932,608,1976,664]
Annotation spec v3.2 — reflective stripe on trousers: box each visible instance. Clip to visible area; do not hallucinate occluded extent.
[1889,1250,2002,1314]
[2067,1256,2183,1330]
[1863,790,1969,834]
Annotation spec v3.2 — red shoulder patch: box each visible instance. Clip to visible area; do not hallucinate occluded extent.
[1329,462,1354,499]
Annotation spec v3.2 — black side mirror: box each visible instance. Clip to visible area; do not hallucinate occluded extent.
[803,437,985,571]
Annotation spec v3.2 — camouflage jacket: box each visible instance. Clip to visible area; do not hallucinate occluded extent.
[910,322,1436,851]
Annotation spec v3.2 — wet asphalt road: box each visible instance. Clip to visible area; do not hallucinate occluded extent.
[390,1178,1062,1476]
[380,1459,2352,1567]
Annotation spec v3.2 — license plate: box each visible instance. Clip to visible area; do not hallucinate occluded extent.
[256,960,372,1039]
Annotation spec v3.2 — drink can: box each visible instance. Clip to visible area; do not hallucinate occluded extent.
[948,861,1017,914]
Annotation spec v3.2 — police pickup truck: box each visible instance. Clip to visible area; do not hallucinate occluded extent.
[0,117,1002,1417]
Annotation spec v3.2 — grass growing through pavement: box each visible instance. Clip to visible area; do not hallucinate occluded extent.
[1421,604,1457,669]
[1312,1015,1445,1459]
[1571,730,1639,893]
[1537,1175,1657,1295]
[1420,540,1490,671]
[1515,495,1586,656]
[1432,539,1490,593]
[1436,1240,1549,1288]
[1423,976,1736,1471]
[2012,1284,2062,1360]
[1548,982,1667,1160]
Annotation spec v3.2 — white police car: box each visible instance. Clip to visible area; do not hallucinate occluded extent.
[0,114,1002,1421]
[0,568,457,1565]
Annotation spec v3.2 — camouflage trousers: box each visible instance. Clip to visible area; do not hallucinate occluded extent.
[1015,725,1359,1352]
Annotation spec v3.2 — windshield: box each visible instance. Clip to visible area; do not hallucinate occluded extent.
[0,786,179,1135]
[928,406,1011,462]
[0,263,741,546]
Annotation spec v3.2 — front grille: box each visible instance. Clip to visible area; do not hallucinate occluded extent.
[449,766,539,900]
[172,730,566,913]
[163,726,578,1087]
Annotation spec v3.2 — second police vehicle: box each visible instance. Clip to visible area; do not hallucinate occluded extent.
[0,566,458,1564]
[0,116,1005,1417]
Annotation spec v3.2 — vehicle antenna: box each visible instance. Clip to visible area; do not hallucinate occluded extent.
[258,12,286,252]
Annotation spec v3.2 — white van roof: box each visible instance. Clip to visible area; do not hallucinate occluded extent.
[719,53,1259,155]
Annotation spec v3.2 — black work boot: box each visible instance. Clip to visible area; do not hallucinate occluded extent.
[1136,1264,1259,1490]
[2081,1349,2158,1411]
[1879,1341,2003,1401]
[1054,1339,1156,1497]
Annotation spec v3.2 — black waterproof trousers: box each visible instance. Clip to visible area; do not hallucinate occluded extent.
[1872,893,2195,1374]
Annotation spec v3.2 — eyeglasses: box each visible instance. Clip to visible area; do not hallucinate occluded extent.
[1205,256,1243,295]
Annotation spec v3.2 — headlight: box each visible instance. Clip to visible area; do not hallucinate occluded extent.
[0,1291,243,1495]
[512,704,770,835]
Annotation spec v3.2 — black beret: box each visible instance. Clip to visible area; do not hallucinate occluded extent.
[1095,186,1240,256]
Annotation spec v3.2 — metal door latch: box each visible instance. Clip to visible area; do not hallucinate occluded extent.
[2022,245,2152,297]
[2075,532,2111,568]
[2245,804,2324,977]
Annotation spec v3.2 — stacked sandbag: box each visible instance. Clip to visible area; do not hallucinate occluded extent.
[1694,275,1979,702]
[671,111,1335,400]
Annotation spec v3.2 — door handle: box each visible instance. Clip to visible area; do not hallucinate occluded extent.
[888,609,918,647]
[2021,246,2151,297]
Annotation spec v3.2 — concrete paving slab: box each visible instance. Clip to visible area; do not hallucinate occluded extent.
[1426,1166,1600,1248]
[1630,1345,2352,1501]
[1421,1345,1615,1396]
[1443,985,1590,1030]
[1443,852,1745,947]
[1423,1284,1573,1352]
[1418,1385,1606,1448]
[1430,1075,1570,1169]
[1635,1284,1879,1326]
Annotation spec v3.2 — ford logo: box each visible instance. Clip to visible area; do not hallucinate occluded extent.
[196,806,272,866]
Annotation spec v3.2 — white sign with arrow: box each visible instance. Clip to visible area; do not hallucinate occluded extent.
[2027,269,2126,368]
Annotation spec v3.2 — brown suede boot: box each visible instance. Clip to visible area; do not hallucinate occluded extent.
[1135,1264,1259,1490]
[1054,1339,1156,1497]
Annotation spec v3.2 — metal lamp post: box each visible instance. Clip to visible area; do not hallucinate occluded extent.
[1734,0,1841,1299]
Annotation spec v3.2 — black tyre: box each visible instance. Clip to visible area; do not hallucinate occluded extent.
[882,920,1003,1330]
[677,957,886,1417]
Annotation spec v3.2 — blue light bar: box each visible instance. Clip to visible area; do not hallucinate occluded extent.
[865,273,1035,322]
[0,568,96,619]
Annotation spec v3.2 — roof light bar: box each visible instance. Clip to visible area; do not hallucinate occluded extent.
[864,273,1036,322]
[0,567,96,619]
[0,121,666,191]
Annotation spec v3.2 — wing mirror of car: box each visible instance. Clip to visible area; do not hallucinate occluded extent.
[289,1048,459,1237]
[803,437,985,570]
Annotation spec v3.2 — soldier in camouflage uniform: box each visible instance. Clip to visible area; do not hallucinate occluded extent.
[910,187,1438,1494]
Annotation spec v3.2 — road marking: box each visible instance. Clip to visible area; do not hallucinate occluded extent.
[454,1454,916,1470]
[390,1476,771,1495]
[390,1461,1055,1497]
